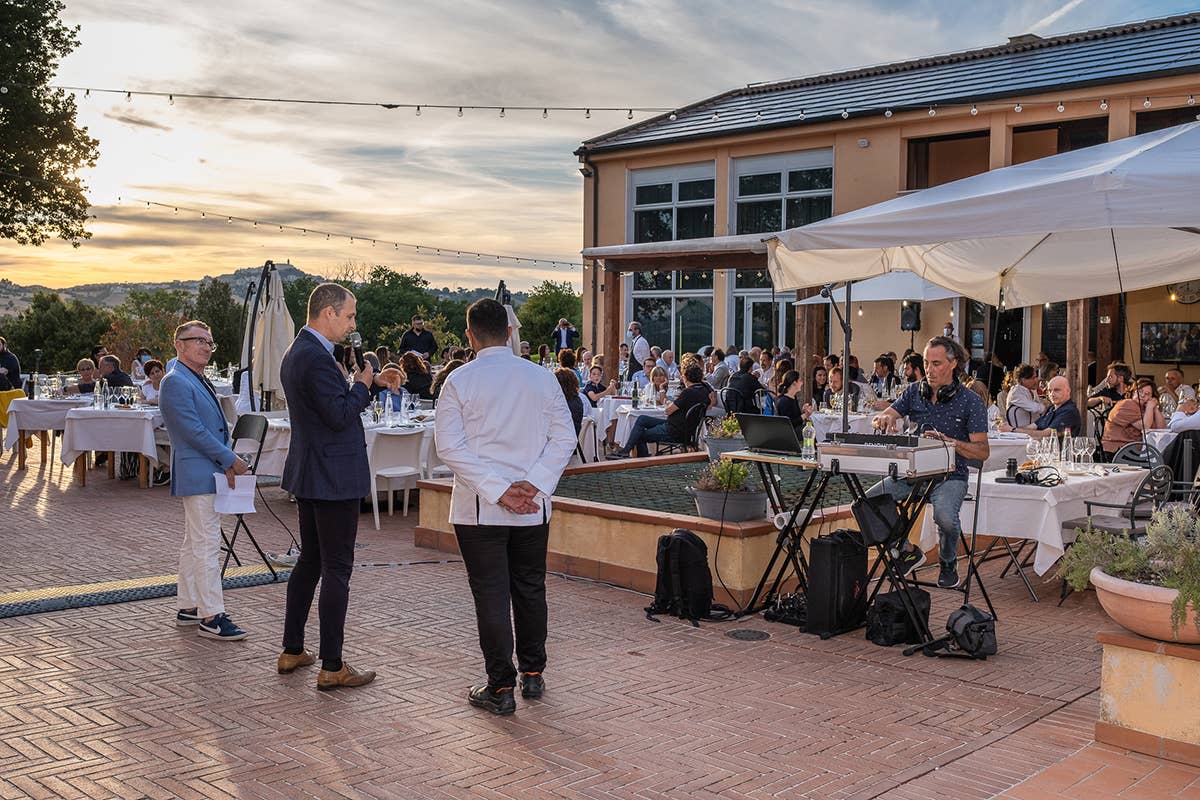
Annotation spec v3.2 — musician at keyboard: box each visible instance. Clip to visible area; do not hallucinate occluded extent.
[866,336,990,590]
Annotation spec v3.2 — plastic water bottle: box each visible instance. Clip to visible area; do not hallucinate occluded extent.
[802,421,816,460]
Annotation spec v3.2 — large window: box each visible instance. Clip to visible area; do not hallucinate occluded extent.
[906,130,989,190]
[629,164,715,244]
[733,151,833,235]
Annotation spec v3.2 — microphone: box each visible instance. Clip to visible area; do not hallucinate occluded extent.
[348,332,366,371]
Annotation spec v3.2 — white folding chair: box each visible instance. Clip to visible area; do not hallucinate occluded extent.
[368,428,424,529]
[571,416,598,465]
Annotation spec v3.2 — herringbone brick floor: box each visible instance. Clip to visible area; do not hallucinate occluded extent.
[1,442,1194,799]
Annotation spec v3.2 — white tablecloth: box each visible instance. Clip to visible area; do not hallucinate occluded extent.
[1146,429,1177,454]
[60,407,165,466]
[614,405,667,447]
[248,417,435,476]
[211,380,233,397]
[3,398,92,450]
[594,396,628,436]
[809,411,873,443]
[918,467,1147,575]
[983,432,1032,472]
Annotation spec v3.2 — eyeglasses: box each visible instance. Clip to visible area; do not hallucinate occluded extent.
[178,337,218,350]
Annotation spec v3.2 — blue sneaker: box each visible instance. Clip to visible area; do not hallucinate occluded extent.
[197,613,249,641]
[175,607,201,627]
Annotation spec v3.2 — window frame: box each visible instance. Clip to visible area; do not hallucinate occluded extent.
[730,150,833,236]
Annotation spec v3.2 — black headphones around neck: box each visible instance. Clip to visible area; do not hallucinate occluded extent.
[920,372,961,404]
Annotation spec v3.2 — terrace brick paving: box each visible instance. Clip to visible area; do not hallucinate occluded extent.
[2,443,1198,798]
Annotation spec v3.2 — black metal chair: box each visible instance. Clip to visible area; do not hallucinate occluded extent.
[719,387,749,417]
[1058,464,1173,604]
[654,403,707,456]
[1110,441,1164,470]
[220,414,283,581]
[753,388,770,412]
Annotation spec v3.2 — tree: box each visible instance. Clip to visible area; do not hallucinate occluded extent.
[0,0,100,245]
[353,265,434,349]
[517,281,583,351]
[193,278,242,369]
[0,291,111,372]
[102,289,193,367]
[283,274,320,330]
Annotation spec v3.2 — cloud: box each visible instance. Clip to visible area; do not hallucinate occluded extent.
[102,110,173,132]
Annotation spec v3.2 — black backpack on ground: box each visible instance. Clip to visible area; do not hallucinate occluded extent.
[645,529,732,626]
[943,604,998,658]
[806,530,868,639]
[865,587,931,646]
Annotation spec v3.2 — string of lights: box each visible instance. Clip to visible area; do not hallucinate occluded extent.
[1,82,1197,124]
[0,83,670,120]
[0,169,584,269]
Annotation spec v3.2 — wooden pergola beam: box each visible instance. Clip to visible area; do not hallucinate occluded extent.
[597,252,767,273]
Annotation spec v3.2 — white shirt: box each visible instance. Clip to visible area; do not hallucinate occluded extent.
[1006,384,1044,427]
[1169,408,1200,433]
[140,380,159,404]
[657,358,680,379]
[630,335,651,367]
[435,346,577,526]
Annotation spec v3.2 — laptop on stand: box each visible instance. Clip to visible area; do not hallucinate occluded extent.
[736,413,805,456]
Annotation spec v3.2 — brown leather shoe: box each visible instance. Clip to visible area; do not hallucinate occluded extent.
[277,650,316,674]
[317,662,376,691]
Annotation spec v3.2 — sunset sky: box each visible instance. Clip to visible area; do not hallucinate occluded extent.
[1,0,1194,291]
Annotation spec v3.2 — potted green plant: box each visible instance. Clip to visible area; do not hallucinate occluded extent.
[1059,506,1200,643]
[686,460,768,522]
[704,416,746,461]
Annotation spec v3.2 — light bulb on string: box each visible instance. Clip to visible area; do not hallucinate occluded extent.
[1057,101,1064,112]
[857,304,863,317]
[168,94,174,106]
[668,111,677,120]
[627,109,633,119]
[1171,290,1178,302]
[457,107,463,117]
[755,110,763,120]
[584,108,589,118]
[499,107,505,117]
[226,216,232,224]
[125,91,131,102]
[1190,95,1197,106]
[711,111,720,121]
[884,108,893,117]
[798,109,805,120]
[1014,103,1022,112]
[970,104,978,115]
[928,107,936,116]
[415,105,421,116]
[840,109,849,119]
[1100,98,1109,111]
[1144,97,1152,108]
[542,108,548,119]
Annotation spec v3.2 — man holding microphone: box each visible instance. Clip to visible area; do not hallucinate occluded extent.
[436,299,577,715]
[276,283,401,691]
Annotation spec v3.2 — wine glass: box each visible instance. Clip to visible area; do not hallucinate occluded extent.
[1073,436,1089,467]
[1025,438,1039,464]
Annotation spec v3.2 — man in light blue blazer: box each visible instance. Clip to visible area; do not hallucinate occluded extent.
[160,320,249,641]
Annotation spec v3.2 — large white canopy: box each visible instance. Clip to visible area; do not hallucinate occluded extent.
[768,121,1200,308]
[794,271,958,305]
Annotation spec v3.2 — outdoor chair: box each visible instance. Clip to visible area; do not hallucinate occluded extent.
[1111,441,1164,470]
[719,387,749,417]
[753,388,770,412]
[653,403,706,456]
[1160,429,1200,503]
[369,427,424,529]
[572,416,598,465]
[1058,464,1173,604]
[221,413,282,581]
[424,431,453,480]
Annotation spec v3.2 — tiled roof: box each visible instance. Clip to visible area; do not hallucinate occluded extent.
[579,14,1200,154]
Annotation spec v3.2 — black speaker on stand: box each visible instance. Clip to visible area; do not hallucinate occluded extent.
[900,302,921,349]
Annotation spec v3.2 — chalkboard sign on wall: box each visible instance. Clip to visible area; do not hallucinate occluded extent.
[1041,302,1067,366]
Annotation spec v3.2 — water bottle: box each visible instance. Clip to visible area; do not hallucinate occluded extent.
[802,421,816,460]
[99,378,109,409]
[1061,430,1073,469]
[384,392,393,426]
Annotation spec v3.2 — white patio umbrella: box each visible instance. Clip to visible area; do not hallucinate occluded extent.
[241,265,295,409]
[794,271,959,305]
[505,304,522,356]
[768,121,1200,307]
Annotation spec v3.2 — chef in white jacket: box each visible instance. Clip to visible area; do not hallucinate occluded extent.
[434,298,577,716]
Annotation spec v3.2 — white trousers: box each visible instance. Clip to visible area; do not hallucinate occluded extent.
[178,494,225,617]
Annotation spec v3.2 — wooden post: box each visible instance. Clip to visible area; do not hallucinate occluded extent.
[138,455,149,489]
[17,430,26,470]
[795,287,826,389]
[602,264,622,380]
[75,454,87,486]
[1067,299,1088,409]
[106,451,116,480]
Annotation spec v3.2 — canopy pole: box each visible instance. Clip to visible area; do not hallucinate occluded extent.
[244,260,274,413]
[842,281,853,432]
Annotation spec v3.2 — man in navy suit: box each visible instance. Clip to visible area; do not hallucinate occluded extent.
[277,283,378,691]
[160,320,249,640]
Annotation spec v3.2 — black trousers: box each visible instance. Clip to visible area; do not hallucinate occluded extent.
[454,523,549,688]
[283,498,359,662]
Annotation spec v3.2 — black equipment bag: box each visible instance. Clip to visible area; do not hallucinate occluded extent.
[645,530,730,625]
[851,494,902,546]
[866,588,931,646]
[945,604,998,658]
[806,530,867,639]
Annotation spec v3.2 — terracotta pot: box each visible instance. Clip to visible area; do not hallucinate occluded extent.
[1090,567,1200,644]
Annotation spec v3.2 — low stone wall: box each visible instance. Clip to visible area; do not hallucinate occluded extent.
[1095,630,1200,767]
[415,453,856,608]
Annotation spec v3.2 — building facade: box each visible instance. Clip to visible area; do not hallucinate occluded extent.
[577,14,1200,382]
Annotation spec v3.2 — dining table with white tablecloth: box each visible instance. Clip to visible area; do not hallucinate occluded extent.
[246,416,437,476]
[3,397,92,452]
[982,432,1033,472]
[809,411,874,443]
[60,406,167,487]
[917,466,1147,575]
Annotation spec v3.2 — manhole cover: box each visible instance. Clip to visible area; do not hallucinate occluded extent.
[726,629,770,641]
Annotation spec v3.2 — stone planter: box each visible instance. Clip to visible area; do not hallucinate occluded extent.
[705,436,746,461]
[1090,567,1200,644]
[687,486,768,522]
